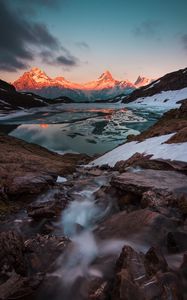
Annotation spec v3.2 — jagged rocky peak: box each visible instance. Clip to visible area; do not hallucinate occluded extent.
[26,67,51,82]
[98,70,114,81]
[134,75,152,87]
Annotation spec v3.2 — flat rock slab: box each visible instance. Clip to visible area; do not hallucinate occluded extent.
[111,169,187,196]
[95,209,175,248]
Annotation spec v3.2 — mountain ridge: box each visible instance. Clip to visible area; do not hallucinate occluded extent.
[13,68,151,101]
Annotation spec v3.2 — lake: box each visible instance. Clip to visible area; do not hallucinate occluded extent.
[0,103,162,155]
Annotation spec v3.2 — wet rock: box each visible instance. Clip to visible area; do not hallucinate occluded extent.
[114,153,152,172]
[109,245,182,300]
[8,173,56,197]
[144,247,168,276]
[178,194,187,215]
[141,190,171,208]
[0,231,26,276]
[0,231,43,300]
[95,209,175,247]
[167,231,187,253]
[25,234,69,274]
[114,154,187,175]
[0,273,43,300]
[88,278,109,300]
[80,168,106,177]
[111,169,187,209]
[27,197,68,221]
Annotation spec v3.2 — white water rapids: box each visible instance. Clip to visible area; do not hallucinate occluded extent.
[50,176,124,300]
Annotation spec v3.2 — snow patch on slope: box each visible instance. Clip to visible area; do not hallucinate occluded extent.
[89,134,187,167]
[127,87,187,109]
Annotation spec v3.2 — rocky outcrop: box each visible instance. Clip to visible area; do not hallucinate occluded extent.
[109,246,182,300]
[95,209,175,247]
[0,79,48,113]
[0,134,89,210]
[114,154,187,175]
[0,231,69,300]
[122,67,187,103]
[111,169,187,208]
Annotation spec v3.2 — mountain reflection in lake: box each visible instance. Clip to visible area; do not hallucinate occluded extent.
[0,103,160,155]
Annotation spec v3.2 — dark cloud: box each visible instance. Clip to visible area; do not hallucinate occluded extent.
[133,20,160,39]
[181,34,187,51]
[40,50,79,68]
[75,42,90,50]
[56,55,79,67]
[0,0,79,72]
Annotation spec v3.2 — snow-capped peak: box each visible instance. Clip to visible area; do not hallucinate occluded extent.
[28,67,50,83]
[98,70,114,82]
[134,76,152,88]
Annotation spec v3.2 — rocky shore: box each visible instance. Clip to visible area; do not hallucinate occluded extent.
[0,101,187,300]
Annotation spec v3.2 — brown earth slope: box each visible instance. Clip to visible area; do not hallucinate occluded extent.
[0,134,89,200]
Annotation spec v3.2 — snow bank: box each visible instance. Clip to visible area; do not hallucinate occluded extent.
[89,133,187,167]
[126,87,187,110]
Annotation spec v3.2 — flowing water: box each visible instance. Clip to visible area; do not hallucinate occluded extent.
[44,175,125,300]
[0,103,171,299]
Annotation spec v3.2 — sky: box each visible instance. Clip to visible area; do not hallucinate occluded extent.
[0,0,187,83]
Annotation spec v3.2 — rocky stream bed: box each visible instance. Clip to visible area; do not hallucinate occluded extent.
[0,101,187,300]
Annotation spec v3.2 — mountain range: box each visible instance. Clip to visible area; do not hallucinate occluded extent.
[0,67,187,115]
[13,68,152,102]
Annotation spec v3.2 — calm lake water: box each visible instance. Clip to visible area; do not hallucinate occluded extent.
[0,103,161,155]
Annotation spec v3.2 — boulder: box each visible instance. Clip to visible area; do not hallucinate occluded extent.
[95,209,175,248]
[0,231,26,276]
[111,169,187,209]
[114,154,187,175]
[27,197,68,221]
[25,234,69,274]
[109,245,182,300]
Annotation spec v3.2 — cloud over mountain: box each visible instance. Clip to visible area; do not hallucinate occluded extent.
[0,0,79,72]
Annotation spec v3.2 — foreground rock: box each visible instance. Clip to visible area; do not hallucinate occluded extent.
[95,209,176,248]
[109,245,182,300]
[0,134,89,209]
[111,169,187,210]
[0,231,69,300]
[114,153,187,175]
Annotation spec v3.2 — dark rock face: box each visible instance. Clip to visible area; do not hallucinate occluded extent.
[0,231,69,300]
[0,78,75,114]
[111,169,187,209]
[95,209,175,247]
[109,246,182,300]
[25,235,69,274]
[0,79,48,112]
[114,154,187,175]
[27,196,68,220]
[0,231,26,276]
[122,67,187,103]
